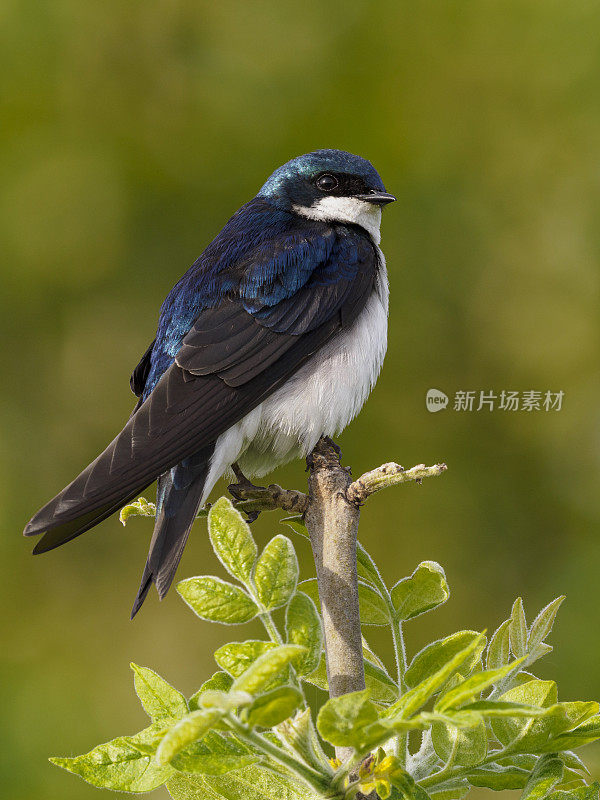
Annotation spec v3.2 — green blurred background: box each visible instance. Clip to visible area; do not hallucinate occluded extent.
[1,1,599,797]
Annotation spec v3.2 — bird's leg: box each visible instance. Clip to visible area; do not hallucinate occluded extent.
[306,435,343,471]
[228,462,268,522]
[230,461,254,488]
[321,435,342,459]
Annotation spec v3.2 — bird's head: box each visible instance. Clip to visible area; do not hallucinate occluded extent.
[258,149,395,242]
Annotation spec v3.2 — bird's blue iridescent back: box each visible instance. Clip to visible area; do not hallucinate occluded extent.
[142,198,370,399]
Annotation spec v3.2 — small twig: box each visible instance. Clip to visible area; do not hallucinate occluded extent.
[347,462,447,507]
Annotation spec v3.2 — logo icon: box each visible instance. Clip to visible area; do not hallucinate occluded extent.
[426,389,448,413]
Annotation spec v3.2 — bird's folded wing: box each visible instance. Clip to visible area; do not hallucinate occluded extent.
[25,229,379,544]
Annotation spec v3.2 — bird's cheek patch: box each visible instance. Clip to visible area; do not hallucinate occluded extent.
[293,197,382,243]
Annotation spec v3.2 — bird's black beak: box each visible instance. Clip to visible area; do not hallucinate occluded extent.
[355,191,397,207]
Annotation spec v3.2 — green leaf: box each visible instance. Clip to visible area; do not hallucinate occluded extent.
[359,581,391,625]
[528,597,565,651]
[520,755,564,800]
[552,701,598,728]
[510,598,528,658]
[436,661,520,711]
[493,682,598,752]
[168,730,259,775]
[487,619,511,669]
[547,783,600,800]
[461,700,545,718]
[281,515,309,538]
[356,541,383,587]
[208,497,257,585]
[317,689,379,747]
[167,763,320,800]
[496,754,538,769]
[387,633,486,719]
[156,710,222,766]
[390,561,449,621]
[125,722,171,756]
[431,717,487,767]
[275,708,331,774]
[491,680,558,745]
[297,578,320,605]
[468,764,531,790]
[119,496,156,525]
[410,784,437,800]
[189,673,234,710]
[177,576,259,623]
[404,631,485,690]
[303,653,397,703]
[171,747,259,775]
[199,690,253,711]
[502,678,558,707]
[400,773,434,800]
[286,592,323,675]
[529,642,554,666]
[536,715,600,753]
[421,709,482,729]
[254,535,298,610]
[232,644,306,694]
[215,641,277,678]
[559,750,591,775]
[246,686,304,728]
[131,663,188,722]
[50,726,173,791]
[197,730,252,755]
[428,782,469,800]
[364,661,399,704]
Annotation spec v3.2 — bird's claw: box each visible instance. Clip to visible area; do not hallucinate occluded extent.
[306,436,343,471]
[321,435,342,459]
[228,462,267,521]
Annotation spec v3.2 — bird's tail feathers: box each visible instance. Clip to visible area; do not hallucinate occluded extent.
[130,457,211,619]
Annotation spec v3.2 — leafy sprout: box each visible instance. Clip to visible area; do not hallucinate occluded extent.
[52,497,600,800]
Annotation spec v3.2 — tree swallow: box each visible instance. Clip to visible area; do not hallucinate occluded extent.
[24,149,395,617]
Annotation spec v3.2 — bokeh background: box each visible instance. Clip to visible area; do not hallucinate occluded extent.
[1,1,599,798]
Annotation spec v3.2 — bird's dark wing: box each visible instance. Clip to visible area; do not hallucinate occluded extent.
[130,338,156,397]
[25,225,379,551]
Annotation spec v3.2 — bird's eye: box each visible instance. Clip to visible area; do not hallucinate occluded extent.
[316,174,339,192]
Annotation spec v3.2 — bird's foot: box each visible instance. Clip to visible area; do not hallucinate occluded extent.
[321,435,342,459]
[306,435,343,471]
[228,463,268,522]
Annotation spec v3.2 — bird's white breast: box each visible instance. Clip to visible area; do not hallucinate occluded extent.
[201,250,388,503]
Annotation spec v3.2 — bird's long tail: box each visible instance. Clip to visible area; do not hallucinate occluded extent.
[130,451,212,618]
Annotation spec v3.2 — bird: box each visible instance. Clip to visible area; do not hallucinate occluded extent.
[24,149,395,618]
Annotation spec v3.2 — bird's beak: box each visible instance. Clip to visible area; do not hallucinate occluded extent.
[355,191,397,206]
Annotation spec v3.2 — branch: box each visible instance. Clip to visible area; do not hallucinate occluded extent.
[303,437,364,765]
[119,485,308,526]
[347,462,447,506]
[119,461,445,527]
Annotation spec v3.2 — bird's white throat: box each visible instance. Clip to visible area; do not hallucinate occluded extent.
[293,196,382,244]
